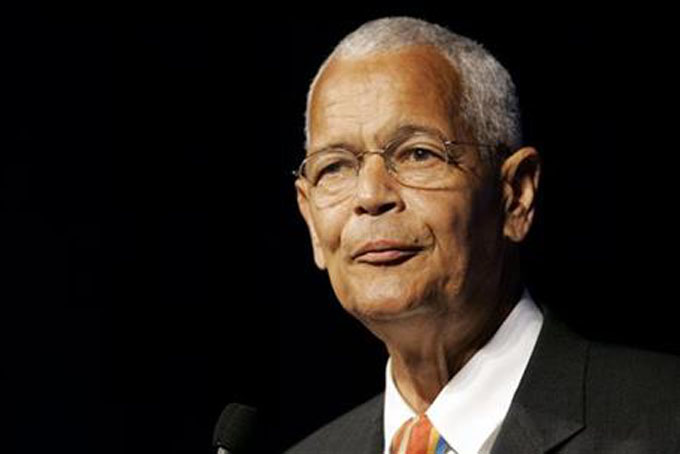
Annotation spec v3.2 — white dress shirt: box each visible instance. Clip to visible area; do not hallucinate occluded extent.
[383,288,544,454]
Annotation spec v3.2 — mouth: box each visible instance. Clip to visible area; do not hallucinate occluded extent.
[352,241,424,266]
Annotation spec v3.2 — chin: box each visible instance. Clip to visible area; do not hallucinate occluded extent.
[343,295,430,322]
[330,270,439,321]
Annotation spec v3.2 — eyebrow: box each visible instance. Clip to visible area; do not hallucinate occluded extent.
[308,123,450,155]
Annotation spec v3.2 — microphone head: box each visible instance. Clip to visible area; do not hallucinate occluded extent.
[213,403,258,453]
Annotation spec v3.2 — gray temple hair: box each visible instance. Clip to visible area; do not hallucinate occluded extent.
[304,17,522,164]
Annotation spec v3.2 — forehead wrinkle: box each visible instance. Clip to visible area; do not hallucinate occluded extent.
[311,84,388,150]
[309,46,465,150]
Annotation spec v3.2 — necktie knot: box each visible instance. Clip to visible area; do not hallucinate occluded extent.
[389,414,449,454]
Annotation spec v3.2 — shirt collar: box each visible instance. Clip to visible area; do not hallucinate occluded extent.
[383,288,544,454]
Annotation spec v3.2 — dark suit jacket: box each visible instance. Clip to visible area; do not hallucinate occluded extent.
[285,314,680,453]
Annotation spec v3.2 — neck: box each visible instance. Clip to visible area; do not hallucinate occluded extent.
[376,258,523,413]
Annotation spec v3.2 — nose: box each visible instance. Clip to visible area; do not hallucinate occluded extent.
[353,154,405,216]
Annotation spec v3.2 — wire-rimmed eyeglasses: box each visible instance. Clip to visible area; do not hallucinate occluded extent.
[293,131,508,208]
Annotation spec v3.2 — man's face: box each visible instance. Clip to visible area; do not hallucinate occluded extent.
[297,46,506,322]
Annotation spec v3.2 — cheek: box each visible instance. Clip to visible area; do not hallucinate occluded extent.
[413,192,476,281]
[437,188,503,291]
[311,204,350,256]
[412,190,471,244]
[434,226,470,293]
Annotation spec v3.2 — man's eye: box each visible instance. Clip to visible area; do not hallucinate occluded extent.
[411,148,436,161]
[320,161,346,175]
[314,158,356,183]
[400,147,445,163]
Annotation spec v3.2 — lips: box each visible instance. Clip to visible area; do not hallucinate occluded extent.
[351,240,424,265]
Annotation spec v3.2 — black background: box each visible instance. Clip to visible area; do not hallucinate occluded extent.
[5,6,678,454]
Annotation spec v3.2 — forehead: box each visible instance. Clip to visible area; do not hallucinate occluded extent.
[308,45,463,150]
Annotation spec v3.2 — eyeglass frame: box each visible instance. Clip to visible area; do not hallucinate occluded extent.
[292,131,511,187]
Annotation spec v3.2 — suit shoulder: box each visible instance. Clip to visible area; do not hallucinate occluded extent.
[587,341,680,413]
[284,393,384,454]
[589,342,680,387]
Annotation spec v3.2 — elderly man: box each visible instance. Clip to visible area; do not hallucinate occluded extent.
[286,17,680,454]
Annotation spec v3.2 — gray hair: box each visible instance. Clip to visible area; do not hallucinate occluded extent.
[304,17,522,163]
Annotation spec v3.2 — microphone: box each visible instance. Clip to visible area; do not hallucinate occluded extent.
[213,403,258,454]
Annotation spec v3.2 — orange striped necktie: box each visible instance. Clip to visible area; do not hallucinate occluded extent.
[389,414,450,454]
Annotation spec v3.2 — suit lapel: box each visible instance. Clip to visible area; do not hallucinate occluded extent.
[362,398,385,454]
[349,393,384,454]
[365,411,384,454]
[491,312,588,454]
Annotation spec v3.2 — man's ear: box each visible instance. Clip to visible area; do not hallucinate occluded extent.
[295,180,327,270]
[500,147,541,242]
